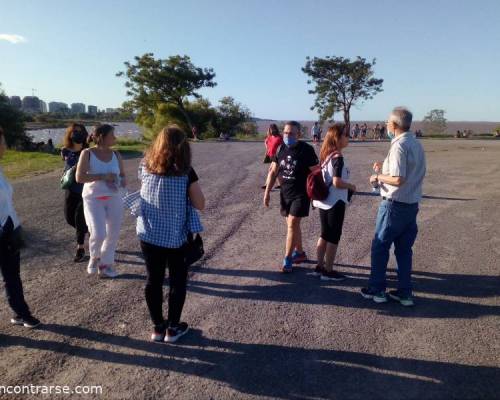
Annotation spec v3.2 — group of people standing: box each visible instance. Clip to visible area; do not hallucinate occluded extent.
[263,107,426,306]
[1,106,425,345]
[1,123,205,343]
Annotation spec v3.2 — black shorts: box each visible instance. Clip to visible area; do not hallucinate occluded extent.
[280,193,310,217]
[319,200,346,244]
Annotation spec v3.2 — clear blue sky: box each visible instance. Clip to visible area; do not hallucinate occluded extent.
[1,0,499,121]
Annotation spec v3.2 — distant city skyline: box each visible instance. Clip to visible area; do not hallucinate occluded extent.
[6,94,117,115]
[1,0,499,121]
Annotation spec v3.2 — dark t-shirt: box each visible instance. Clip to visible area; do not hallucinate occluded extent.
[273,141,319,199]
[331,157,344,178]
[188,167,198,186]
[61,148,83,194]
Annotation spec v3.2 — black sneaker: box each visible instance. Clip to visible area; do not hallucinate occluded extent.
[360,287,388,303]
[11,315,41,329]
[74,248,85,263]
[388,290,414,306]
[150,321,168,343]
[165,322,189,343]
[321,270,346,281]
[312,264,325,276]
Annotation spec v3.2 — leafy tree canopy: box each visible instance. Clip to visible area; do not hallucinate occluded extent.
[302,56,383,126]
[117,53,216,130]
[422,109,447,135]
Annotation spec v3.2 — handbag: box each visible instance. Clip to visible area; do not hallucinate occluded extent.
[60,166,76,190]
[182,187,204,266]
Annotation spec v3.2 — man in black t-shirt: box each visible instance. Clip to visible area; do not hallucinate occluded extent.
[263,121,319,273]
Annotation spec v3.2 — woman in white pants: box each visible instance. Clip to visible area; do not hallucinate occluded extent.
[76,124,125,278]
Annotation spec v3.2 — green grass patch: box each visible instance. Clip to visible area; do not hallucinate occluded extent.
[0,150,62,180]
[113,138,147,158]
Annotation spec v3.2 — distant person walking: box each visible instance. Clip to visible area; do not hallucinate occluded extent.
[361,107,426,306]
[352,124,360,140]
[312,124,356,281]
[263,121,319,272]
[262,123,283,189]
[76,124,126,278]
[61,123,89,262]
[379,124,386,140]
[360,123,368,141]
[311,122,322,143]
[137,125,205,343]
[0,126,41,329]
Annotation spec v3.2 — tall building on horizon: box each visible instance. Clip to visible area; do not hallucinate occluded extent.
[71,103,86,114]
[87,105,98,115]
[9,96,22,109]
[49,101,69,113]
[39,100,47,113]
[22,96,41,113]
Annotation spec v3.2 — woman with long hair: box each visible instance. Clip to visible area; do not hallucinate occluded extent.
[261,123,283,189]
[0,126,40,328]
[138,125,205,344]
[61,123,89,262]
[312,123,356,281]
[75,124,126,278]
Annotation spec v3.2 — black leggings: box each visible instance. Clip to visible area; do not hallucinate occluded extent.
[64,190,88,245]
[140,241,188,327]
[319,201,346,244]
[0,240,32,319]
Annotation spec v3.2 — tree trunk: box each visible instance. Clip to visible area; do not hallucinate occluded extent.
[343,108,350,134]
[177,100,194,136]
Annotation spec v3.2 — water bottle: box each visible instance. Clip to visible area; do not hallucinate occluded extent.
[371,168,380,194]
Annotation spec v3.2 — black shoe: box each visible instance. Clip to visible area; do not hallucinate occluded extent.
[312,264,325,276]
[320,270,346,281]
[151,320,168,342]
[11,315,41,329]
[74,248,85,263]
[360,287,388,303]
[388,290,415,306]
[165,322,189,343]
[261,185,267,189]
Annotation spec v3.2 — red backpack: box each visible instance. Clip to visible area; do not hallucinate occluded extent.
[307,151,340,201]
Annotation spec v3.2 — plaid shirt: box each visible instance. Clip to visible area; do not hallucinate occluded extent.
[136,169,203,249]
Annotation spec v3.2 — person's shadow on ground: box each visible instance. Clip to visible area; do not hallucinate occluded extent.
[1,324,498,399]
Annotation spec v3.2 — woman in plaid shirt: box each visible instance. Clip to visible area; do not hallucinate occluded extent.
[138,125,205,343]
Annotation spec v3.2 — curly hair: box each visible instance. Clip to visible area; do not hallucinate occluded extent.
[144,125,191,175]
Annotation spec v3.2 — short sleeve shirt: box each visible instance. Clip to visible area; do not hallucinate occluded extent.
[272,141,319,200]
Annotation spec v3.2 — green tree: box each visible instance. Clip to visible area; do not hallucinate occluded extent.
[117,53,216,132]
[215,96,252,137]
[0,85,29,147]
[145,97,217,140]
[302,56,383,127]
[422,109,447,135]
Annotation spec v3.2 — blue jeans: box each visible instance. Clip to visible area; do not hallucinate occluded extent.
[369,200,419,296]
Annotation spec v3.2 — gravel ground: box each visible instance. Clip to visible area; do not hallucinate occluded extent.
[0,140,499,400]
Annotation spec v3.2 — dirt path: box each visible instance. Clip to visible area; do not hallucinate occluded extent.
[0,140,499,399]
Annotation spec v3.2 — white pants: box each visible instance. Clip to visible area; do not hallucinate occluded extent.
[83,196,124,266]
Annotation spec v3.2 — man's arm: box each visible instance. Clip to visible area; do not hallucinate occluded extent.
[263,162,279,207]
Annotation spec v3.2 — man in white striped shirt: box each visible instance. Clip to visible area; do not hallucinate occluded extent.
[361,107,426,306]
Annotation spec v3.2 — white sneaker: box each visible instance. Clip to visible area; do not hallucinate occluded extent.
[87,258,99,274]
[98,265,118,278]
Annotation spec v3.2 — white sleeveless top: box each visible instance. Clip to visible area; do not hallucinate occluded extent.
[312,155,350,210]
[82,150,121,198]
